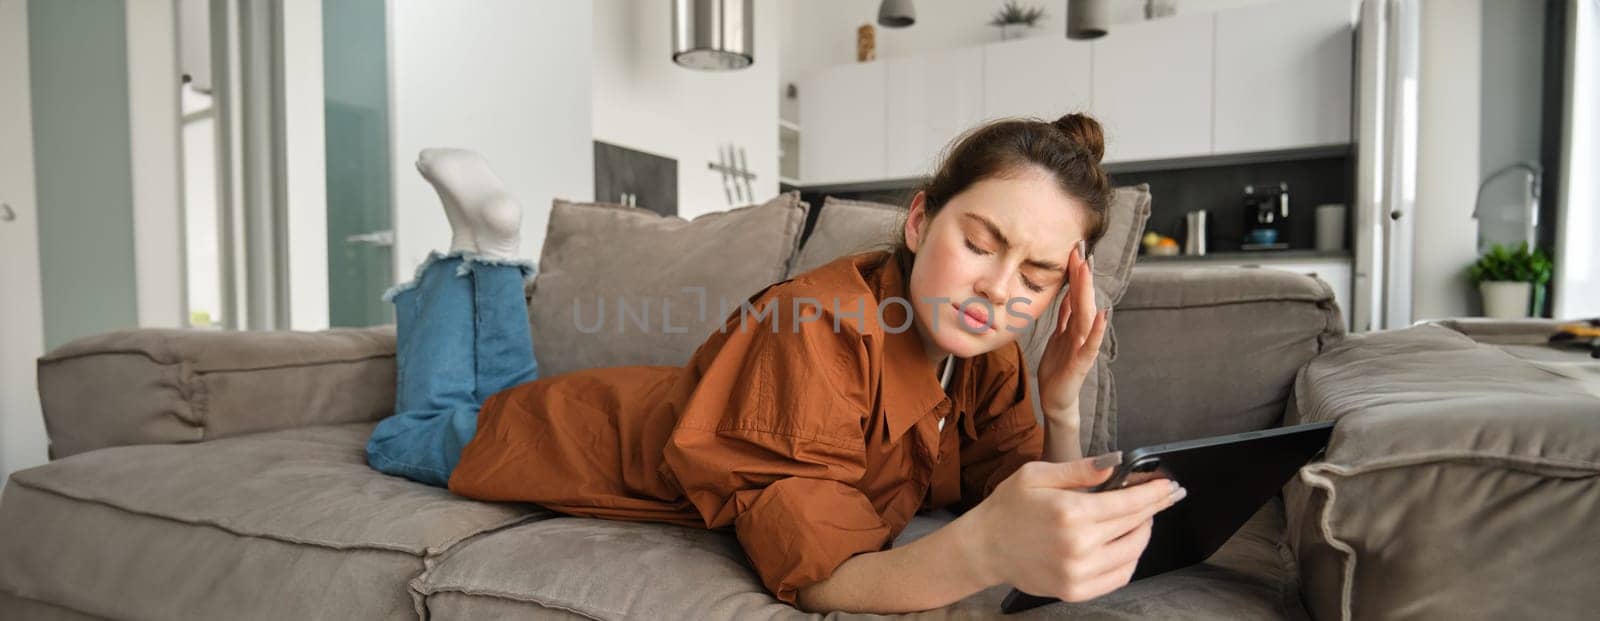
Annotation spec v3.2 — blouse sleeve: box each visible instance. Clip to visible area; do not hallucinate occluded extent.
[957,344,1044,514]
[661,293,890,606]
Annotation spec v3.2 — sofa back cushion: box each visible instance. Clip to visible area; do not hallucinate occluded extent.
[1112,267,1342,452]
[786,197,903,278]
[527,193,809,378]
[785,185,1151,456]
[35,327,397,459]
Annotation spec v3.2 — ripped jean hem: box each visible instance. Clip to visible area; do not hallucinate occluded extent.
[380,250,539,303]
[366,441,453,488]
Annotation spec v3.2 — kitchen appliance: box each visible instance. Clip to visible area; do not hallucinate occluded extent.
[1184,210,1207,256]
[1242,182,1290,250]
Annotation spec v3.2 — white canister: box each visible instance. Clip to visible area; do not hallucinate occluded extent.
[1316,204,1347,251]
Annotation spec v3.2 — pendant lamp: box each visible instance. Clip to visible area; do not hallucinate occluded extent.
[672,0,754,70]
[1067,0,1109,40]
[877,0,915,28]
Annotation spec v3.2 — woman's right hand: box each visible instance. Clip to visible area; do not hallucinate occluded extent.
[962,455,1186,602]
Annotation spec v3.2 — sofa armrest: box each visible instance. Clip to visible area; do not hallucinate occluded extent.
[37,326,396,459]
[1283,323,1600,619]
[1110,266,1343,450]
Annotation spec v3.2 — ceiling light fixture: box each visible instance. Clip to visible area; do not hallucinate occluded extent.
[877,0,915,29]
[672,0,754,71]
[1067,0,1109,40]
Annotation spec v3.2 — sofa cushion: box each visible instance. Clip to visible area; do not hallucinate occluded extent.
[786,186,1151,456]
[414,497,1304,619]
[787,196,904,278]
[0,423,548,620]
[36,326,396,459]
[1113,266,1342,451]
[1284,324,1600,620]
[0,589,102,620]
[527,192,809,378]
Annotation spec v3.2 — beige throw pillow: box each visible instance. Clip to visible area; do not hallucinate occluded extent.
[526,192,809,378]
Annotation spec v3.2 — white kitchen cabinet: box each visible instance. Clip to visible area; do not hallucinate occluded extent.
[800,1,1356,184]
[1213,0,1356,154]
[799,60,888,185]
[1091,13,1215,164]
[885,45,985,180]
[982,36,1093,123]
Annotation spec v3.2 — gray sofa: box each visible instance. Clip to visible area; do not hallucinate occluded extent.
[2,189,1592,620]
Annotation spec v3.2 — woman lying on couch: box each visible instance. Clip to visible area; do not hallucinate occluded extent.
[364,113,1185,614]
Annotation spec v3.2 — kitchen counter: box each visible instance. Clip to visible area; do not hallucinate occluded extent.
[1136,249,1351,264]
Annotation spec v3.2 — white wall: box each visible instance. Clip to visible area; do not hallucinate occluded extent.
[1,0,47,489]
[126,0,186,329]
[1410,0,1482,322]
[592,0,780,220]
[281,0,328,330]
[1554,0,1599,319]
[388,0,594,275]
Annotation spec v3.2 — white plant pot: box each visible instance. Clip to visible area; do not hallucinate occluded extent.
[1480,281,1532,318]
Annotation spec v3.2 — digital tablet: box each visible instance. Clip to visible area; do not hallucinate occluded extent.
[1000,421,1336,615]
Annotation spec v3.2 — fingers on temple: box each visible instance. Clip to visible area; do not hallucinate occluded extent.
[1070,250,1096,344]
[1078,309,1108,364]
[1057,248,1080,335]
[1054,288,1073,337]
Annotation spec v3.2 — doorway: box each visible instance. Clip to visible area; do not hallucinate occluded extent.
[323,0,394,327]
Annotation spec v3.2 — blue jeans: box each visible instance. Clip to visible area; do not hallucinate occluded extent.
[365,251,539,487]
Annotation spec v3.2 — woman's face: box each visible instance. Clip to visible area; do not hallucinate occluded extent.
[903,166,1089,361]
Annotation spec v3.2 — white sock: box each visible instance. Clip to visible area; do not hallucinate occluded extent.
[471,193,522,259]
[415,148,523,258]
[416,149,476,254]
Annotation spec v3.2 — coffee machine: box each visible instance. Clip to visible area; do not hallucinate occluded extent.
[1242,182,1290,249]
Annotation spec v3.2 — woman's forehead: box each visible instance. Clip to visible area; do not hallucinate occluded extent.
[945,175,1087,255]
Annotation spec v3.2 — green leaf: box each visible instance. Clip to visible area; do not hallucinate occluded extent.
[1468,242,1555,286]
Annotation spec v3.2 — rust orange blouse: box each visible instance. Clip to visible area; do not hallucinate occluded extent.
[448,250,1044,605]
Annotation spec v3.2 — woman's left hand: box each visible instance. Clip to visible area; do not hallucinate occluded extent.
[1035,242,1109,419]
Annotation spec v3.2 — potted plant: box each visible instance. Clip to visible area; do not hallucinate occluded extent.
[1468,242,1553,319]
[990,1,1047,41]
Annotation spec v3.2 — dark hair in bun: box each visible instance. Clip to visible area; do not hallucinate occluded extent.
[886,112,1113,272]
[1051,113,1106,165]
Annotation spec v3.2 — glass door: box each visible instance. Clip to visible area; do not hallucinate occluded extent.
[323,0,394,327]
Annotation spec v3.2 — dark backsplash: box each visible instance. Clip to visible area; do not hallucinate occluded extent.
[1110,155,1354,252]
[796,153,1354,253]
